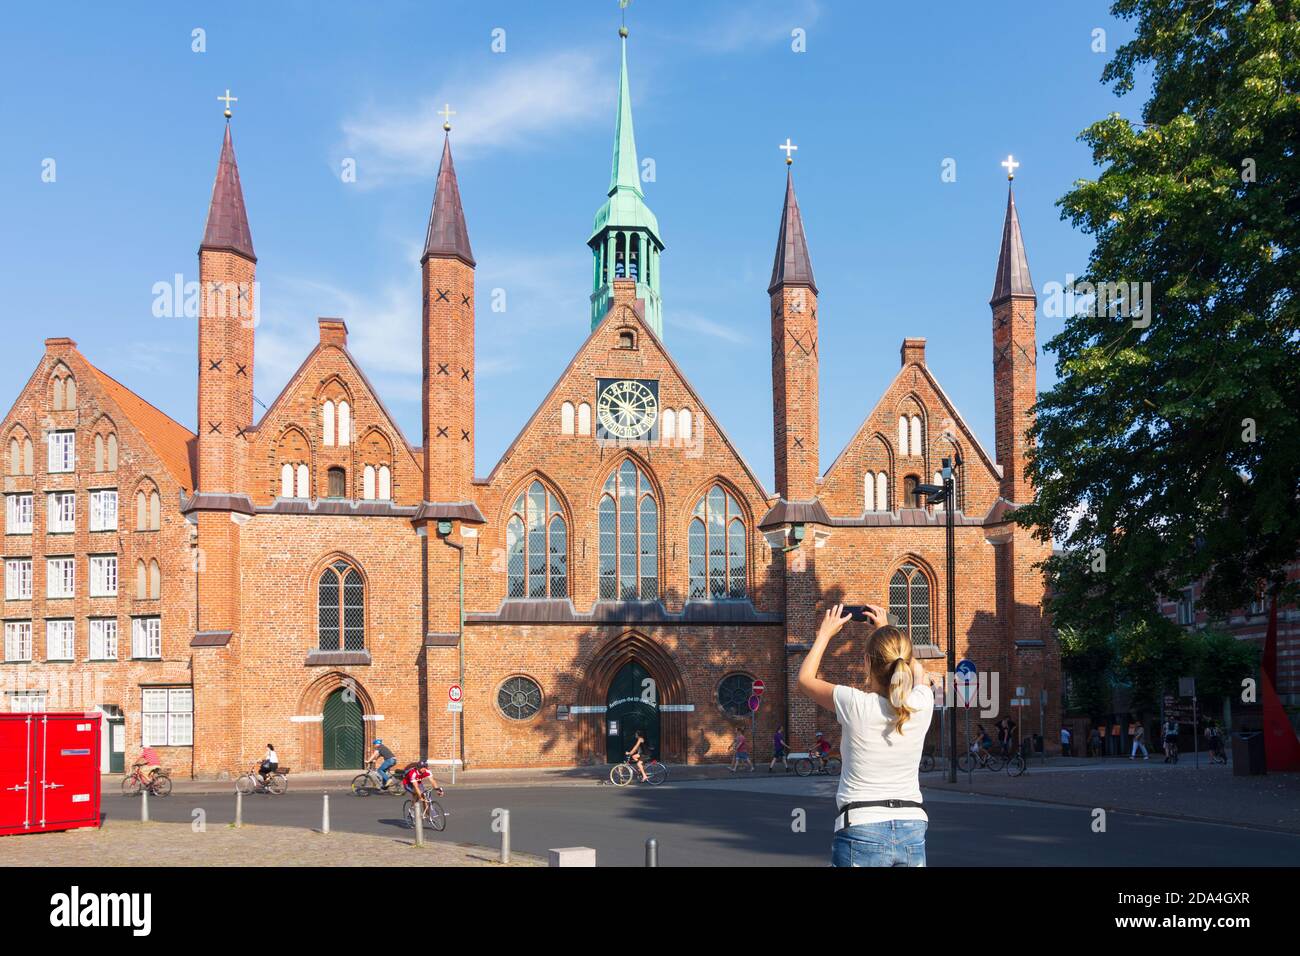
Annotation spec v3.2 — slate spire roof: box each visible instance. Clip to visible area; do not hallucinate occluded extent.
[768,168,816,295]
[200,123,256,261]
[422,134,475,267]
[990,185,1034,303]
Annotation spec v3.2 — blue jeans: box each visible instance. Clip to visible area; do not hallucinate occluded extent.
[377,757,396,783]
[831,820,927,867]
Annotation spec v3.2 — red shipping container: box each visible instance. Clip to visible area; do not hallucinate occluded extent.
[0,712,102,836]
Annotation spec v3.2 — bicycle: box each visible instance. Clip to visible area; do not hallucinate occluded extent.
[958,746,1007,774]
[121,765,173,797]
[403,784,447,831]
[794,751,842,777]
[920,748,936,773]
[351,760,404,797]
[235,764,289,795]
[610,758,667,786]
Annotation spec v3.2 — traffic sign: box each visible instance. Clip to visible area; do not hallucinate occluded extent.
[752,679,765,696]
[449,684,462,703]
[955,659,977,708]
[447,701,463,713]
[748,695,760,712]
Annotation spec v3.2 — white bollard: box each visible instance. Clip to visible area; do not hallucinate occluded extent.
[500,809,511,864]
[140,785,149,823]
[322,793,330,834]
[414,801,425,847]
[235,789,243,828]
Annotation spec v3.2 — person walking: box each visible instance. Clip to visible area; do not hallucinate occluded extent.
[769,726,790,772]
[797,603,934,867]
[1162,718,1180,763]
[1131,722,1150,760]
[1060,725,1072,758]
[728,728,752,772]
[1088,726,1103,758]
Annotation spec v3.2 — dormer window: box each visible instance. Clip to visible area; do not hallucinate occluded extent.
[617,329,637,350]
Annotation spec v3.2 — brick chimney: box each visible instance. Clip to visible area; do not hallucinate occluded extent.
[318,318,348,348]
[900,338,926,368]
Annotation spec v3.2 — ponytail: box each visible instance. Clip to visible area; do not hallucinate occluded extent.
[866,625,918,735]
[887,656,917,735]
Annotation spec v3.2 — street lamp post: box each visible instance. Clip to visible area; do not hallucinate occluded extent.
[917,454,961,784]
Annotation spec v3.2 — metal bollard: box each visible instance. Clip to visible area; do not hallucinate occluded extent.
[235,789,243,828]
[414,802,425,847]
[645,837,658,867]
[322,793,330,834]
[140,786,149,823]
[500,809,511,864]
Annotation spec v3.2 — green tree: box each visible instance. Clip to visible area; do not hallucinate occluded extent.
[1058,625,1120,719]
[1019,0,1300,635]
[1115,616,1198,712]
[1188,627,1260,702]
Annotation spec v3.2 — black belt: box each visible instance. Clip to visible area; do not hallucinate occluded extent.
[837,799,925,827]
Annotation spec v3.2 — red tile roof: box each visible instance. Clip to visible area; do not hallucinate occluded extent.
[87,361,196,491]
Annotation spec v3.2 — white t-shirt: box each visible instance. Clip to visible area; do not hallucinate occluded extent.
[832,683,935,829]
[265,748,278,764]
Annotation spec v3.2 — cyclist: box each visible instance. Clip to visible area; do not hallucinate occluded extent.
[132,746,161,785]
[257,743,278,784]
[402,759,444,816]
[1162,719,1180,763]
[367,738,397,785]
[625,730,650,782]
[813,730,833,771]
[970,725,994,763]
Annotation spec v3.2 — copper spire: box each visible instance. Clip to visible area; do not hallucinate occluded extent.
[422,134,475,267]
[200,124,256,261]
[990,185,1034,304]
[768,168,816,295]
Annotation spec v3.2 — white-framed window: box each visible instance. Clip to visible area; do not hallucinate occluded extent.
[88,617,118,660]
[142,687,192,746]
[89,555,118,597]
[6,494,33,534]
[898,416,909,456]
[337,401,351,447]
[45,619,75,660]
[47,492,76,533]
[3,621,32,662]
[296,464,309,498]
[90,490,118,531]
[132,616,162,659]
[46,556,75,599]
[362,465,376,500]
[5,558,32,600]
[48,431,76,473]
[1176,589,1195,626]
[8,691,45,712]
[577,402,592,436]
[322,400,335,447]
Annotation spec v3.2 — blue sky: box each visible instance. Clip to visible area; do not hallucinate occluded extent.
[1,1,1144,488]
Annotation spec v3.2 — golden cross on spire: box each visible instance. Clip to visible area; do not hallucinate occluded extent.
[438,103,456,132]
[1001,154,1020,181]
[217,89,238,119]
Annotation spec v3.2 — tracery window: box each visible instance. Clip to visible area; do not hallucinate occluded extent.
[318,559,364,651]
[688,486,746,599]
[598,461,657,601]
[506,481,567,599]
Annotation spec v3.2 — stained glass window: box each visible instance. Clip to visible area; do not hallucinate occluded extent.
[319,559,365,651]
[598,461,658,601]
[688,485,746,599]
[506,481,567,599]
[888,562,932,646]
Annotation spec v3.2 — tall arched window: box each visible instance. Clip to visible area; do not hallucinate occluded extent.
[897,416,909,455]
[506,480,567,598]
[661,409,676,441]
[318,559,364,650]
[888,562,932,646]
[910,415,923,456]
[679,409,693,442]
[296,464,309,498]
[577,403,592,436]
[688,485,746,599]
[362,465,376,500]
[281,463,294,498]
[149,559,161,599]
[560,402,575,435]
[598,461,657,601]
[322,400,335,447]
[876,472,889,511]
[337,401,350,446]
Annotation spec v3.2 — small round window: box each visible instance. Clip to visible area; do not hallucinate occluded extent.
[717,673,754,718]
[497,676,543,721]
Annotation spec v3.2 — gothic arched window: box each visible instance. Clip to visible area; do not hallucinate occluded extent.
[688,485,746,599]
[888,562,932,646]
[506,481,567,599]
[598,461,657,601]
[318,559,364,651]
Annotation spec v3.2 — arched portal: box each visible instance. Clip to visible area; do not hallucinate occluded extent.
[322,688,365,769]
[576,631,687,765]
[605,661,660,763]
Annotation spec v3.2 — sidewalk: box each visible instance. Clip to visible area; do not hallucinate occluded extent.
[0,818,543,867]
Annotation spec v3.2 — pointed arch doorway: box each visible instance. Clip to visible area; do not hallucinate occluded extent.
[605,660,660,763]
[322,687,365,769]
[577,631,687,765]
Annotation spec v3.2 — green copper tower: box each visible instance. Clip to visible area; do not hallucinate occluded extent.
[589,27,663,337]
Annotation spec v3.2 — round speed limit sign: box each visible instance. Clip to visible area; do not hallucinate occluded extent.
[449,684,462,703]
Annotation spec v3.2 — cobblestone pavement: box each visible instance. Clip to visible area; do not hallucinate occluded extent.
[0,818,542,867]
[922,761,1300,832]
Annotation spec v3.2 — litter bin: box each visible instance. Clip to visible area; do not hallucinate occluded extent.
[1232,731,1266,776]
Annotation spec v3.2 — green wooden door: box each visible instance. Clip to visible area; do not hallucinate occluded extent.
[606,661,660,763]
[108,720,125,774]
[322,689,365,769]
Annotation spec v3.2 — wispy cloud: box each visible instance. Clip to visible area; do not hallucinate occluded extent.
[667,309,753,346]
[664,0,824,54]
[338,52,609,186]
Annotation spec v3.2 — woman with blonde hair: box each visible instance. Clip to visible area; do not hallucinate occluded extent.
[797,603,934,867]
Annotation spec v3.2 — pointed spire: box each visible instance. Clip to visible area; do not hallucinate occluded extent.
[990,185,1034,303]
[609,34,642,198]
[200,124,256,261]
[422,134,475,267]
[768,168,817,295]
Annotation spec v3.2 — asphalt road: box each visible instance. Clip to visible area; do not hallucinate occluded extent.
[98,780,1300,867]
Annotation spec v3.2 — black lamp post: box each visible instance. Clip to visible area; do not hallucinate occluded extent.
[916,454,961,783]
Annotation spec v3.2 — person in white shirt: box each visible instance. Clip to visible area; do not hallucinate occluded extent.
[797,603,935,867]
[258,744,279,783]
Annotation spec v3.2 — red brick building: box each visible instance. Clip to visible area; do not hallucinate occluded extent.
[1,36,1059,776]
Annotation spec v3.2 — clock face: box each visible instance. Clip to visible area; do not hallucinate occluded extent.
[596,379,659,440]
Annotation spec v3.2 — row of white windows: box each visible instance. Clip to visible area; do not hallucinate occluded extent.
[8,432,120,477]
[2,617,162,663]
[50,375,77,411]
[3,685,191,748]
[5,490,161,535]
[897,415,925,457]
[321,400,352,447]
[4,555,161,601]
[279,463,392,500]
[560,402,694,440]
[863,470,961,512]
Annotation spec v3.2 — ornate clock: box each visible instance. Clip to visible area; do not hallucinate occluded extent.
[595,378,659,441]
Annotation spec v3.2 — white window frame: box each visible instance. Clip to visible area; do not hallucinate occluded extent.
[6,494,33,534]
[47,492,76,534]
[89,617,119,660]
[89,489,118,532]
[132,616,162,659]
[89,554,118,597]
[4,621,32,662]
[9,691,45,712]
[47,431,75,473]
[46,556,75,599]
[142,686,192,746]
[45,619,75,660]
[5,558,32,601]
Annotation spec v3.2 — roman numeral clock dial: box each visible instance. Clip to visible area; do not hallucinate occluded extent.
[596,378,659,441]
